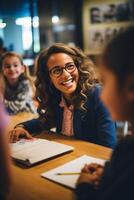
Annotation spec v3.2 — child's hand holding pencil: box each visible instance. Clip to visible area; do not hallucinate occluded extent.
[76,163,104,188]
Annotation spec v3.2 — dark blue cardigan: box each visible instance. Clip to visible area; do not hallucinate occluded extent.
[75,136,134,200]
[21,86,116,148]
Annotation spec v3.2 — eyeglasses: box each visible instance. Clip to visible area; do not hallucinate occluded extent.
[49,62,76,78]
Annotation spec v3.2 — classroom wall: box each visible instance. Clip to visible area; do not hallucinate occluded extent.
[37,0,83,49]
[83,0,134,55]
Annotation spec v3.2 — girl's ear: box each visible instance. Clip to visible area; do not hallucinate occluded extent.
[125,74,134,101]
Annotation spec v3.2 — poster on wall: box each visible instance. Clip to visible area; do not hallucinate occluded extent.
[88,1,134,53]
[89,2,134,24]
[89,26,125,52]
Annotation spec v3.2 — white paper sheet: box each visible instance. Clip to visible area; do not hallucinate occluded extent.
[41,155,106,189]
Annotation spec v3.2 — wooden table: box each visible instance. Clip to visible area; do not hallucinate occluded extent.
[8,113,112,200]
[8,112,38,130]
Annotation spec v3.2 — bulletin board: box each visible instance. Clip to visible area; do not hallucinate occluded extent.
[83,0,134,55]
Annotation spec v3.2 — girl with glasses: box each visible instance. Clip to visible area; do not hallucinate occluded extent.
[9,43,116,148]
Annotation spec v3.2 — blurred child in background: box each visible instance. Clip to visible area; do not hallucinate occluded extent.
[0,52,37,115]
[75,26,134,200]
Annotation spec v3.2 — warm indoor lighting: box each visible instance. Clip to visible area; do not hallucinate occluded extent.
[15,16,40,52]
[0,19,6,29]
[16,16,39,27]
[52,15,60,24]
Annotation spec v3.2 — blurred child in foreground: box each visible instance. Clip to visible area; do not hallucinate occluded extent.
[0,75,11,200]
[75,26,134,200]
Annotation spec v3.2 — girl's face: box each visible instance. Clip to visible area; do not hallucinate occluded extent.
[47,53,79,100]
[100,66,132,121]
[2,56,25,84]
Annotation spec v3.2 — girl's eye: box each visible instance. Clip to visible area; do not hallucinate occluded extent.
[4,65,10,69]
[3,64,20,68]
[52,68,61,75]
[14,64,19,67]
[67,64,75,70]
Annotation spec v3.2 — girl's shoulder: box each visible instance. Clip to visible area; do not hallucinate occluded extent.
[87,84,102,98]
[19,75,31,85]
[19,74,28,82]
[83,84,102,109]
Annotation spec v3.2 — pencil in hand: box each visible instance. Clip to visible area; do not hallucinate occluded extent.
[56,172,81,175]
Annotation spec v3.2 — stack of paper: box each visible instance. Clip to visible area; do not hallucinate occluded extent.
[10,138,74,166]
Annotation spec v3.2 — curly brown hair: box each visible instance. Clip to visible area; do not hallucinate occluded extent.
[35,43,98,124]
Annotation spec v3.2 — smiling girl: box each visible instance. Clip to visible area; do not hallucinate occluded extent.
[8,44,116,147]
[0,52,36,115]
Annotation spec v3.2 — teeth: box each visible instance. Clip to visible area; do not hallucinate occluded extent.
[62,79,72,85]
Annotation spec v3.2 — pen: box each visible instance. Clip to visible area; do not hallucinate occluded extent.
[56,172,81,175]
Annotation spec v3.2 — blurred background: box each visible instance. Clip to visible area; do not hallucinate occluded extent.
[0,0,133,136]
[0,0,134,69]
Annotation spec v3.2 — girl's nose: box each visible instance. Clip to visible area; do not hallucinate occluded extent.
[61,68,71,77]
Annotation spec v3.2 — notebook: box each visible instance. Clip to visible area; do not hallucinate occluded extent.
[41,155,106,189]
[10,138,74,167]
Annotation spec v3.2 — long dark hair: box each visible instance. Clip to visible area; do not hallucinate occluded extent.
[35,43,98,124]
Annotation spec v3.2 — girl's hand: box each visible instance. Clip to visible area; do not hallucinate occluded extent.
[8,127,33,143]
[76,163,104,188]
[82,163,104,174]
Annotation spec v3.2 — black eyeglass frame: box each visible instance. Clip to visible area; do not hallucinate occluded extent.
[49,62,77,78]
